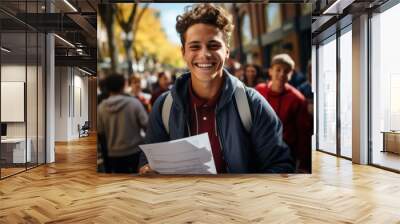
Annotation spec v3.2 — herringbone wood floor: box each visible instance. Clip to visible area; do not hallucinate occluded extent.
[1,135,400,224]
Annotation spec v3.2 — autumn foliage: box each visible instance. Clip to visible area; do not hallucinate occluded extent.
[99,4,185,71]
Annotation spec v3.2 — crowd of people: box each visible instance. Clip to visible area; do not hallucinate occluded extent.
[97,3,313,174]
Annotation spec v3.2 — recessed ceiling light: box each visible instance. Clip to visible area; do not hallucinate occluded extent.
[78,67,92,76]
[63,0,78,12]
[54,34,75,48]
[1,47,11,53]
[323,0,342,14]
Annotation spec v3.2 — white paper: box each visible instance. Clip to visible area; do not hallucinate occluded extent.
[139,133,217,174]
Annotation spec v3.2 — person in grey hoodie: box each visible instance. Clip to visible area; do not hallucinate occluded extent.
[97,74,148,173]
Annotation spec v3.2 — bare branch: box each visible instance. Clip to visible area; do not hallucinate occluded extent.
[127,4,138,28]
[115,5,125,29]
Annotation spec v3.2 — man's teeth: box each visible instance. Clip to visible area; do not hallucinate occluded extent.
[197,63,213,68]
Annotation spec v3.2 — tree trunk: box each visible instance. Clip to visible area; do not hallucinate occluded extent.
[99,4,118,74]
[123,36,134,76]
[116,4,149,76]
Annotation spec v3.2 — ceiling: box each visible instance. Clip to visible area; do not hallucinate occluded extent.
[1,0,394,73]
[0,0,98,73]
[310,0,390,43]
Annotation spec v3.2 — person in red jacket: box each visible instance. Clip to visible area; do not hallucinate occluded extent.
[256,54,312,173]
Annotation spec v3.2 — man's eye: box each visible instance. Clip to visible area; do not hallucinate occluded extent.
[189,45,200,50]
[209,44,221,50]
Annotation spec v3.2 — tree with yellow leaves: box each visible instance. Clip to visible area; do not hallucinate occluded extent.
[126,5,185,69]
[115,3,149,76]
[99,4,185,74]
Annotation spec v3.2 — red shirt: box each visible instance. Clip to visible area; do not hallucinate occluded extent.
[256,82,312,172]
[188,82,226,173]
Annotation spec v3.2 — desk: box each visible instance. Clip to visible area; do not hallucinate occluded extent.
[1,138,31,163]
[381,131,400,154]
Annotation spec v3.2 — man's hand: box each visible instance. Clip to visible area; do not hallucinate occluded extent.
[138,164,158,175]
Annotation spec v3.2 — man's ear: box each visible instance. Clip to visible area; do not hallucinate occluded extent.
[181,46,185,56]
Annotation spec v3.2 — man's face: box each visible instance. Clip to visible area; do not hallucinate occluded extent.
[268,63,293,84]
[159,74,171,90]
[182,23,229,83]
[245,66,257,80]
[131,79,141,94]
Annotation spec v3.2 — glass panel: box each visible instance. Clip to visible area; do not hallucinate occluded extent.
[339,29,352,158]
[312,45,317,151]
[1,10,28,177]
[38,32,45,165]
[27,31,38,169]
[0,0,46,178]
[317,37,337,154]
[26,0,38,169]
[371,4,400,171]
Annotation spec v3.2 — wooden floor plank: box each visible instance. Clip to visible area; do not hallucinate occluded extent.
[0,135,399,223]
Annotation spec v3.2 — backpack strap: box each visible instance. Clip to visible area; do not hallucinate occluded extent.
[161,92,173,135]
[234,80,252,133]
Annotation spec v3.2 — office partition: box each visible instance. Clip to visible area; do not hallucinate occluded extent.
[339,27,353,159]
[0,0,47,179]
[370,2,400,171]
[317,35,337,155]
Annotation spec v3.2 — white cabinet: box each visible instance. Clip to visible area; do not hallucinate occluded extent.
[1,138,32,163]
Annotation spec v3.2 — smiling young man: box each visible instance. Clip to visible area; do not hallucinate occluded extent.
[139,3,294,174]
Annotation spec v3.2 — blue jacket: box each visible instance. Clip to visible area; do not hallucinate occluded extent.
[140,71,294,173]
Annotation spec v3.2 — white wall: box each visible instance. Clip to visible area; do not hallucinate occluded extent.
[55,67,89,141]
[73,73,89,137]
[55,66,69,141]
[1,63,45,164]
[1,65,30,137]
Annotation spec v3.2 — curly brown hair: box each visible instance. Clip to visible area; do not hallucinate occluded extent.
[176,3,234,48]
